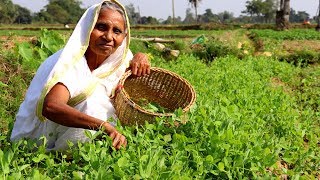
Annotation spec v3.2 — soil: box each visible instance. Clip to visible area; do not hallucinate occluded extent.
[282,40,320,53]
[270,77,293,95]
[0,36,37,50]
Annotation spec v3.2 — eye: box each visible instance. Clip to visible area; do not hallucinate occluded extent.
[95,23,107,31]
[113,28,123,35]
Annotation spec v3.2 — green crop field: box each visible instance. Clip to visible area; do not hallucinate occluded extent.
[0,28,319,179]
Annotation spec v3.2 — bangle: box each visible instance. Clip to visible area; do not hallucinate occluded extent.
[99,121,107,130]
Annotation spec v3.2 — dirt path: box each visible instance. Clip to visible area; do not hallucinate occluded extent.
[0,36,37,50]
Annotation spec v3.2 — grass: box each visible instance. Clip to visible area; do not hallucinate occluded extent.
[0,30,72,37]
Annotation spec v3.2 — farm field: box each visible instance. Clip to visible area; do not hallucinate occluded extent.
[0,28,319,179]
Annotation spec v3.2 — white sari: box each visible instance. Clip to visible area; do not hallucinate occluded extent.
[10,0,132,150]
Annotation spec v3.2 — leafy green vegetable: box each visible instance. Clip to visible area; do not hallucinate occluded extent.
[137,98,171,113]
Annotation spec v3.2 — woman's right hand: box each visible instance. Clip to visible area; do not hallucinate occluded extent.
[109,130,127,150]
[43,83,128,150]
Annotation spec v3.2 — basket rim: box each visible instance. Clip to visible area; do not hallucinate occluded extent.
[117,67,196,117]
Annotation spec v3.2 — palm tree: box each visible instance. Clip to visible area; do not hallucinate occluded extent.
[188,0,202,23]
[276,0,290,30]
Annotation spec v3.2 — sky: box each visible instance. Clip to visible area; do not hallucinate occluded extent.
[12,0,319,20]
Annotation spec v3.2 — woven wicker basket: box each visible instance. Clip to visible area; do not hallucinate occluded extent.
[114,67,196,126]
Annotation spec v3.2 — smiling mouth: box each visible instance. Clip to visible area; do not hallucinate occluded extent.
[99,44,113,49]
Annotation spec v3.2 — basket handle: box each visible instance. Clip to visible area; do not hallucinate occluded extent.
[110,84,124,99]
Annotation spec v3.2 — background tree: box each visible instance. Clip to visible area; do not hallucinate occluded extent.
[261,0,277,23]
[34,10,54,23]
[46,3,69,24]
[276,0,290,30]
[188,0,202,23]
[125,3,141,25]
[34,0,84,24]
[0,0,32,24]
[236,15,252,23]
[163,16,173,24]
[217,11,235,23]
[14,5,32,24]
[139,16,159,24]
[162,16,182,24]
[183,8,195,24]
[199,9,219,23]
[242,0,277,23]
[242,0,264,22]
[290,9,310,23]
[0,0,18,23]
[50,0,84,23]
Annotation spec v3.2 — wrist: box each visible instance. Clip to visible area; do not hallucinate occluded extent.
[100,121,116,135]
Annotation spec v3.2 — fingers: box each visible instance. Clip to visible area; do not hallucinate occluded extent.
[109,131,127,150]
[147,65,151,74]
[130,52,150,76]
[131,60,138,75]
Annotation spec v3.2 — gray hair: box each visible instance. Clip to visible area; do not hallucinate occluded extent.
[101,1,127,32]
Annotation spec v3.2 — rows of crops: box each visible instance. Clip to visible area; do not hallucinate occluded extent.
[0,29,319,179]
[250,29,320,40]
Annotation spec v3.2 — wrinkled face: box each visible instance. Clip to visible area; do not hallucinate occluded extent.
[88,8,126,58]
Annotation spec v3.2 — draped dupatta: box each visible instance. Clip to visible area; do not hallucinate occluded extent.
[35,0,131,121]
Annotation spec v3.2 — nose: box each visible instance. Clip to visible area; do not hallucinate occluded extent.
[103,30,113,41]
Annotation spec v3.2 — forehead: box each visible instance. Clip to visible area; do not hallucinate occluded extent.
[97,8,125,28]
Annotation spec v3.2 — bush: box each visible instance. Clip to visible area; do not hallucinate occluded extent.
[171,39,188,52]
[279,50,320,67]
[191,37,241,63]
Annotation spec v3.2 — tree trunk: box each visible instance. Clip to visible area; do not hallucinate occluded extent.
[276,0,290,30]
[195,5,198,23]
[316,0,320,31]
[172,0,175,24]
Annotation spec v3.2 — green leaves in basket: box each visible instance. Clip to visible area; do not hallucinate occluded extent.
[137,98,170,113]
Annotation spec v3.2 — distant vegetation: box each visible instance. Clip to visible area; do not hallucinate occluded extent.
[0,0,316,26]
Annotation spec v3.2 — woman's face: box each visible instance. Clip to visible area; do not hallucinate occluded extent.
[88,8,126,58]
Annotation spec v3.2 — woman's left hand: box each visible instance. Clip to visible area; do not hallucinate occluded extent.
[130,52,151,76]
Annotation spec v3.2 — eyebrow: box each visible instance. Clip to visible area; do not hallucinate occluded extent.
[95,21,125,31]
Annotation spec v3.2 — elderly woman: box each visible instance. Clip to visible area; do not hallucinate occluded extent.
[10,0,150,150]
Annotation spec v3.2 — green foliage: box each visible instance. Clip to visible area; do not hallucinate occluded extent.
[290,9,310,23]
[0,0,32,24]
[136,98,171,113]
[129,39,150,54]
[293,66,320,113]
[242,0,277,23]
[249,29,320,66]
[0,0,17,24]
[13,5,32,24]
[250,29,320,40]
[17,29,65,70]
[34,0,85,24]
[0,29,72,37]
[172,39,188,51]
[0,46,31,134]
[131,29,212,38]
[0,29,319,179]
[0,29,65,133]
[191,37,241,63]
[199,9,219,23]
[280,50,320,67]
[125,3,140,25]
